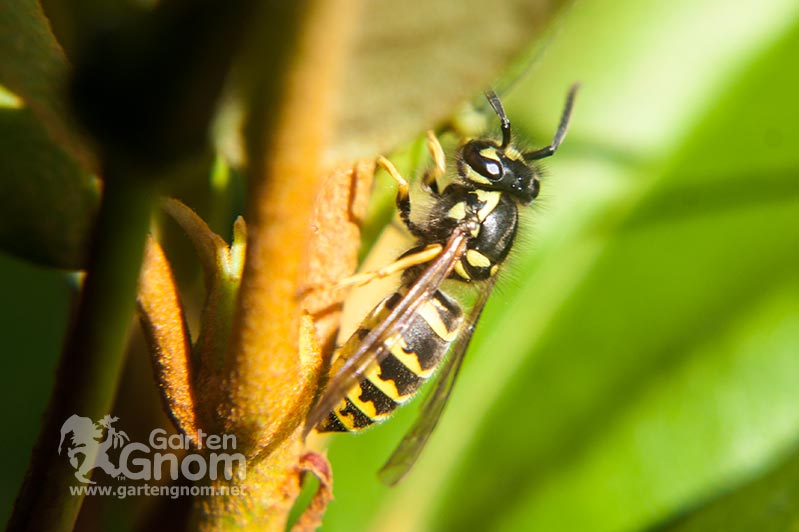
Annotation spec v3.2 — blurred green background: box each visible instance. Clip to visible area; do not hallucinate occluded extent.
[2,0,799,530]
[319,0,799,531]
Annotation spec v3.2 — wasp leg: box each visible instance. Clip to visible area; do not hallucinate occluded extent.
[420,130,446,195]
[331,243,443,290]
[376,155,427,237]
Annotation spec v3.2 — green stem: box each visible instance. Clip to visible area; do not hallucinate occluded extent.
[7,173,156,532]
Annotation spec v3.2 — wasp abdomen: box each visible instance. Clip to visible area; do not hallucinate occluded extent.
[308,86,578,482]
[317,289,463,433]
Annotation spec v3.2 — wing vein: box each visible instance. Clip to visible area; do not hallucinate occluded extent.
[378,278,495,485]
[304,229,470,435]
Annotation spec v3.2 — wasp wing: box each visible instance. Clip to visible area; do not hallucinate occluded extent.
[305,230,470,434]
[378,277,496,486]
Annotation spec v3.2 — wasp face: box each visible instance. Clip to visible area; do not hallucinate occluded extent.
[458,139,540,204]
[311,86,577,486]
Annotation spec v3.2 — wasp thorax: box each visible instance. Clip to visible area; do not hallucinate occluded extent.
[311,86,577,486]
[459,139,539,204]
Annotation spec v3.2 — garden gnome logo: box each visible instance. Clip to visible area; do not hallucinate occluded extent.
[58,414,130,484]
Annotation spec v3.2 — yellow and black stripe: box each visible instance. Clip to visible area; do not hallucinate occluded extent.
[318,288,463,433]
[308,87,578,483]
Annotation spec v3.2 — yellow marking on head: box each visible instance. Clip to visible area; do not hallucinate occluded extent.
[447,201,467,220]
[418,300,458,342]
[473,190,502,222]
[454,260,471,280]
[478,147,500,160]
[505,146,523,160]
[465,166,492,185]
[466,249,491,269]
[490,264,500,277]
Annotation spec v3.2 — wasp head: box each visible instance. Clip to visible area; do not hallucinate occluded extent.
[456,86,577,205]
[457,140,539,203]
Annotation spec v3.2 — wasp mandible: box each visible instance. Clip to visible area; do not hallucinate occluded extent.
[306,85,579,485]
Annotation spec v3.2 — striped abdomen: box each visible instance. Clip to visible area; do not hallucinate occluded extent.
[317,288,463,433]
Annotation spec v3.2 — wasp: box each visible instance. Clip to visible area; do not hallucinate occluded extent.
[305,85,579,485]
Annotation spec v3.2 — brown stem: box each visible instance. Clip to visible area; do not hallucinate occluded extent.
[221,0,362,452]
[195,0,367,529]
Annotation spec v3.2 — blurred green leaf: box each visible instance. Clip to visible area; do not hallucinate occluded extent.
[323,0,573,165]
[0,254,69,526]
[656,441,799,532]
[322,0,799,531]
[430,5,799,532]
[0,0,89,162]
[0,0,98,269]
[0,107,99,269]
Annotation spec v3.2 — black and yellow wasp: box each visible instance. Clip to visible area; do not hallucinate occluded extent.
[306,85,578,485]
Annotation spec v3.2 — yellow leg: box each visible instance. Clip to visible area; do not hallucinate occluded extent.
[332,244,443,290]
[422,130,446,190]
[377,154,421,234]
[377,155,410,202]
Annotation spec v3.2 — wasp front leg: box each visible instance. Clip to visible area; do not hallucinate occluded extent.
[302,146,444,304]
[376,155,424,237]
[420,130,446,194]
[377,129,447,237]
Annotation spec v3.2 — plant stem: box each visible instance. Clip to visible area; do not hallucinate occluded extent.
[7,172,156,532]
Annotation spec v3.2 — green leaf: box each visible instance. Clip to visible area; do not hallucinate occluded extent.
[322,0,799,531]
[322,0,574,165]
[430,4,799,532]
[0,0,98,269]
[0,106,99,269]
[656,441,799,531]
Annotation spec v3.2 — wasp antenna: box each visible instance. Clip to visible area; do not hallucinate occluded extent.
[524,82,580,161]
[485,90,511,149]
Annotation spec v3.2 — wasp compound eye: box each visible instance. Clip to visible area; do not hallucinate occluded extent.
[463,141,503,181]
[529,177,540,199]
[309,86,576,487]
